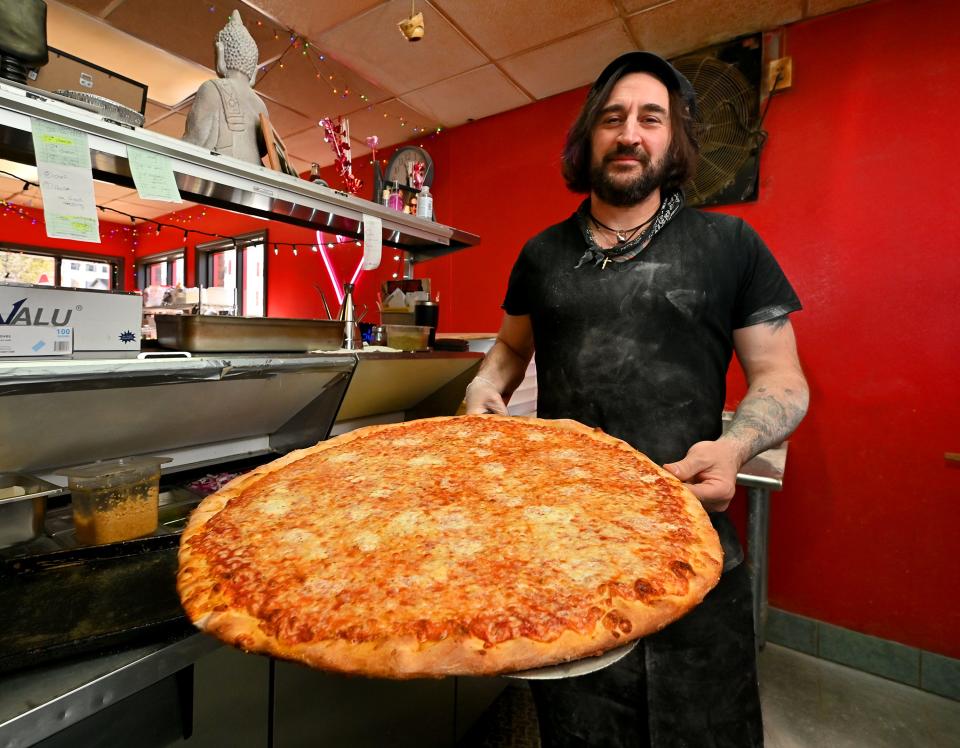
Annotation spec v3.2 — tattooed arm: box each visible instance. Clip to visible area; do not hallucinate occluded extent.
[664,316,809,511]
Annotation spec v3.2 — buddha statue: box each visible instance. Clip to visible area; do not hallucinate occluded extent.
[183,10,268,166]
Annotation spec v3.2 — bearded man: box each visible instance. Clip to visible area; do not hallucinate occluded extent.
[465,52,809,747]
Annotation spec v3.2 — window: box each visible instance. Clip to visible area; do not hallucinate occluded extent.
[137,250,185,290]
[62,258,114,289]
[195,232,266,316]
[0,246,120,288]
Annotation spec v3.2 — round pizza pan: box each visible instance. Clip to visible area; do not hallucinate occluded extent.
[504,640,638,680]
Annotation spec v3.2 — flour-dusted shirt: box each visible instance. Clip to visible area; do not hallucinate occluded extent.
[503,205,801,567]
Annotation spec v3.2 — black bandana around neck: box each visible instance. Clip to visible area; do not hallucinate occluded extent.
[574,190,684,270]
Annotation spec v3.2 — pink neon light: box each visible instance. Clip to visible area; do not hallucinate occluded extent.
[315,230,364,307]
[349,257,364,286]
[316,230,344,306]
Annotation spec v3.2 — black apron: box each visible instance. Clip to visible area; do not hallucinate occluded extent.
[530,561,763,747]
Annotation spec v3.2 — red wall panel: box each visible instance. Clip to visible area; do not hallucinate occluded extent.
[0,205,133,284]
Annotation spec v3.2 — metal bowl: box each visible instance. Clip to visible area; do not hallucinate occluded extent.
[0,473,64,548]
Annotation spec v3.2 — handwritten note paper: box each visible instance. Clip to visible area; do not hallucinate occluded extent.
[31,119,100,243]
[362,214,382,270]
[127,146,182,203]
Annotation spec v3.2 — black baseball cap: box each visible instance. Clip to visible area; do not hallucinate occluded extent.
[591,51,698,119]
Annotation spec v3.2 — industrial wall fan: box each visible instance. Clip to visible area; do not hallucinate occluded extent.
[673,34,764,207]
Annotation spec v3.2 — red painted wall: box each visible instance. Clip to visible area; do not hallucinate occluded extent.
[409,0,958,657]
[0,204,133,282]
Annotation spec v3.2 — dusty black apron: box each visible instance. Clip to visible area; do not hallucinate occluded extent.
[529,561,762,747]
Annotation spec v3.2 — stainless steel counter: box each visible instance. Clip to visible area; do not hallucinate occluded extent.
[0,631,218,748]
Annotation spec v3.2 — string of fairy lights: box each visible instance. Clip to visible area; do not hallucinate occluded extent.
[231,7,445,143]
[0,171,408,279]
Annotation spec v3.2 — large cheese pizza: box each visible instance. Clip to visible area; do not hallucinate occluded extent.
[177,415,722,678]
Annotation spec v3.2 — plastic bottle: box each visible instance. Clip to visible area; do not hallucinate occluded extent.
[387,182,404,212]
[416,185,433,220]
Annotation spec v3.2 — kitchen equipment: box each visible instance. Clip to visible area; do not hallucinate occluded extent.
[339,283,363,351]
[155,315,345,352]
[0,473,63,547]
[313,283,333,320]
[506,641,638,680]
[414,300,439,348]
[58,456,171,546]
[384,324,431,351]
[0,533,190,674]
[53,90,145,127]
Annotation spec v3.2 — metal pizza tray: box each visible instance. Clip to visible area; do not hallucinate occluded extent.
[505,640,638,680]
[155,315,345,352]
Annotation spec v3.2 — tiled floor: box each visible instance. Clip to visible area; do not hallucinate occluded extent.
[461,644,960,747]
[760,645,960,748]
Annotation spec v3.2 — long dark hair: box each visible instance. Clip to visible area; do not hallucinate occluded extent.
[561,74,700,195]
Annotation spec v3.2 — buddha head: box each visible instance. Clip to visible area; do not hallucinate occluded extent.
[215,10,258,84]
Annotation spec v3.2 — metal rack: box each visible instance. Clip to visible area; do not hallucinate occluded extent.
[0,82,480,264]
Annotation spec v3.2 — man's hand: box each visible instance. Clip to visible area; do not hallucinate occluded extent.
[464,314,534,416]
[465,376,509,415]
[663,439,743,512]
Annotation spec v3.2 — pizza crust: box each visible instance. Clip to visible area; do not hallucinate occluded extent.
[178,415,722,679]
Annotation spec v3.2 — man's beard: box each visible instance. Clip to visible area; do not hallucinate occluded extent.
[590,145,671,207]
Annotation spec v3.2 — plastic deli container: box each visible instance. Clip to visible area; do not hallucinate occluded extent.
[385,324,432,351]
[58,456,172,545]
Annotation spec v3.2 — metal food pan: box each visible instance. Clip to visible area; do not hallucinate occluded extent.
[0,473,64,548]
[156,315,345,352]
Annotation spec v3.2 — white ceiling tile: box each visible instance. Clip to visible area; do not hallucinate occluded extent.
[241,0,383,37]
[619,0,684,13]
[254,48,392,122]
[339,99,437,153]
[46,1,217,108]
[806,0,873,15]
[257,98,316,142]
[282,126,337,167]
[433,0,619,60]
[57,0,117,15]
[144,101,172,127]
[499,20,637,100]
[626,0,803,59]
[145,110,188,140]
[93,181,137,201]
[102,0,291,76]
[317,0,488,94]
[400,66,532,127]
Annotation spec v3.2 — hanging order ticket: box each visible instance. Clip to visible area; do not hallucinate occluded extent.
[31,119,100,243]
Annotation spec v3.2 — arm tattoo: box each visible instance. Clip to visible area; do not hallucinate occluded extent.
[762,315,790,331]
[723,388,809,463]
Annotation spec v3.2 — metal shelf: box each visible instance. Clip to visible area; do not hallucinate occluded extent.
[0,83,479,264]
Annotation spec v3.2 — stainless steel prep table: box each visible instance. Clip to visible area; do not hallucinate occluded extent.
[736,435,789,649]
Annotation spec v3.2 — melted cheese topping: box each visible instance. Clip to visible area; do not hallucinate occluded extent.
[189,417,710,648]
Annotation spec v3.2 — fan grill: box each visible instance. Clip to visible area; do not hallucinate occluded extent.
[674,56,755,205]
